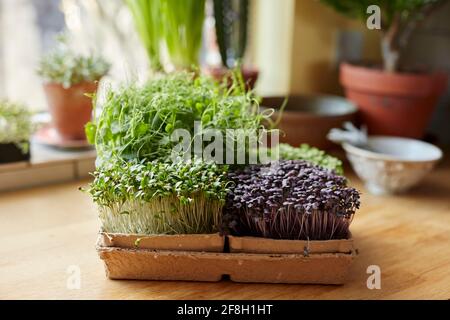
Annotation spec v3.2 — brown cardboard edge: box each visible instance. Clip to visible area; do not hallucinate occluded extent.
[228,235,355,254]
[96,245,355,284]
[98,232,225,252]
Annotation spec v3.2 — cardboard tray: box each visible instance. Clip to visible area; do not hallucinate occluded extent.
[97,233,356,284]
[228,235,354,254]
[98,232,225,252]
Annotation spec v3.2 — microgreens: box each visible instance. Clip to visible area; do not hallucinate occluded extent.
[0,100,33,153]
[87,71,268,163]
[276,143,344,175]
[223,160,360,240]
[87,157,229,234]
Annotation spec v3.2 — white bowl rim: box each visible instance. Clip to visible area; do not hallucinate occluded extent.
[342,135,443,163]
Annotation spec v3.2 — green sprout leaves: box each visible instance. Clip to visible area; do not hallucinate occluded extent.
[88,72,265,163]
[88,157,229,234]
[0,100,33,153]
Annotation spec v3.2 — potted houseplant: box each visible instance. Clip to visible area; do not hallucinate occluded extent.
[0,100,33,164]
[38,36,110,141]
[206,0,259,89]
[126,0,206,72]
[320,0,448,138]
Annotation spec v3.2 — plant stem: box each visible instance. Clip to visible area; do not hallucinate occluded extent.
[382,14,400,73]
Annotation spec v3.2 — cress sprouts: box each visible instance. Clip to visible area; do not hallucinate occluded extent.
[88,157,229,234]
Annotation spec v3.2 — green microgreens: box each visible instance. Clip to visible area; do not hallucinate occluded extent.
[87,157,229,234]
[0,100,33,153]
[87,71,269,163]
[270,143,344,175]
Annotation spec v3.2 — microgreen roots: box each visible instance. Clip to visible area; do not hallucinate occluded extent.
[87,157,229,234]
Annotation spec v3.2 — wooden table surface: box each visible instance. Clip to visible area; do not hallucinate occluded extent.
[1,158,450,300]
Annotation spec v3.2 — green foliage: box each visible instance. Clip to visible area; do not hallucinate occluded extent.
[37,36,110,88]
[213,0,249,68]
[275,143,343,175]
[87,71,267,162]
[162,0,206,69]
[126,0,205,70]
[85,71,271,234]
[126,0,162,70]
[87,157,229,234]
[0,100,33,153]
[320,0,443,30]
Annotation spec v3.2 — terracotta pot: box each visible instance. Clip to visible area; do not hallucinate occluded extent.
[43,81,98,140]
[262,95,357,149]
[204,66,259,90]
[340,63,448,139]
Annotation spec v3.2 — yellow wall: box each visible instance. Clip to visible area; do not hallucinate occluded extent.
[250,0,295,96]
[289,0,381,95]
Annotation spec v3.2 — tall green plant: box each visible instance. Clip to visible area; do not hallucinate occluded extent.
[126,0,205,71]
[320,0,446,72]
[213,0,249,68]
[162,0,206,69]
[126,0,163,71]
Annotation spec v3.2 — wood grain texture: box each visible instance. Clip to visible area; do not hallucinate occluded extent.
[0,157,449,299]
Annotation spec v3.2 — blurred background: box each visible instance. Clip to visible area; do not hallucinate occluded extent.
[1,0,449,141]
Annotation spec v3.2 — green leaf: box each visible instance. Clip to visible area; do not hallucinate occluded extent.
[85,122,97,145]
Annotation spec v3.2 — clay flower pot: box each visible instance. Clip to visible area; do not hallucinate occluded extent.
[340,63,448,139]
[43,81,98,140]
[204,66,259,90]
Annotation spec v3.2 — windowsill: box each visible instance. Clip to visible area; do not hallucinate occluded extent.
[0,141,96,192]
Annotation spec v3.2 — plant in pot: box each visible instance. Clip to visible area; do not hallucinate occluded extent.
[0,100,33,164]
[38,36,110,141]
[320,0,448,138]
[126,0,206,72]
[206,0,259,89]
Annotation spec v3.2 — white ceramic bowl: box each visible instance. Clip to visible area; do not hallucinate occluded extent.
[343,136,443,195]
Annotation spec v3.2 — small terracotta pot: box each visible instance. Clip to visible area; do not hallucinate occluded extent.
[340,63,448,139]
[204,66,259,90]
[43,81,98,140]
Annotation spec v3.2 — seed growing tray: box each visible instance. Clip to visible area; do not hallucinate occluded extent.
[97,233,356,284]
